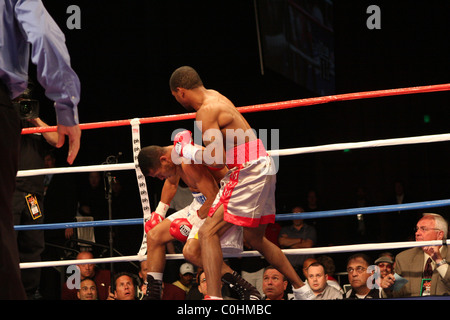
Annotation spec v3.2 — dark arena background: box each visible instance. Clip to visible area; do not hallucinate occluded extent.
[28,0,450,283]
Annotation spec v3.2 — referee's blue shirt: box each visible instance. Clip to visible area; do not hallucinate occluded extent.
[0,0,80,126]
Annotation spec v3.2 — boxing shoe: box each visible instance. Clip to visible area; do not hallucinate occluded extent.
[292,285,315,300]
[221,271,262,300]
[142,275,163,300]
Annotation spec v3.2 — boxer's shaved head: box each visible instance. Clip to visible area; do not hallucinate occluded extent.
[169,66,203,92]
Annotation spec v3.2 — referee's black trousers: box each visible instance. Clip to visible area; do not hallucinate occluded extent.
[0,81,27,299]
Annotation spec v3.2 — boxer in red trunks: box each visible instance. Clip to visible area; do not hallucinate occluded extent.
[170,66,312,300]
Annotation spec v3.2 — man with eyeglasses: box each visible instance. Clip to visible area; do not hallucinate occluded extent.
[344,253,380,299]
[381,213,450,297]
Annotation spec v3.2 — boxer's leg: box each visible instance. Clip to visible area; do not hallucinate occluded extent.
[144,218,173,299]
[183,224,237,275]
[182,238,203,267]
[147,218,173,273]
[198,204,232,299]
[244,224,304,289]
[184,235,262,300]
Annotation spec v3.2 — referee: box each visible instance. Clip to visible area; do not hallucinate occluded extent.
[0,0,81,299]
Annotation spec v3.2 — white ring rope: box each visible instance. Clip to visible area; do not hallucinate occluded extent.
[16,163,135,177]
[16,131,450,177]
[20,240,448,269]
[271,132,450,156]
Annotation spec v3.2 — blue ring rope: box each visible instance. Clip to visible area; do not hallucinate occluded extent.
[276,199,450,221]
[14,199,450,231]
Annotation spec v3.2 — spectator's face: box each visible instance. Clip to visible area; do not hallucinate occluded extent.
[307,265,327,293]
[263,269,287,300]
[377,262,393,279]
[77,279,98,300]
[197,272,207,295]
[180,272,193,286]
[347,257,371,290]
[89,172,101,188]
[78,263,95,279]
[415,217,443,241]
[114,275,135,300]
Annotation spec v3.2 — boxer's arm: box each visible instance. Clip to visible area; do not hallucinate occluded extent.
[195,106,227,167]
[161,175,180,205]
[145,175,180,233]
[185,164,219,219]
[154,175,179,219]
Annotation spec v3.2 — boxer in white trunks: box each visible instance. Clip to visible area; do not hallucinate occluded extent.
[170,66,313,300]
[138,145,261,300]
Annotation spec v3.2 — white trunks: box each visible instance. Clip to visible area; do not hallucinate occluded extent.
[168,191,243,254]
[208,139,277,228]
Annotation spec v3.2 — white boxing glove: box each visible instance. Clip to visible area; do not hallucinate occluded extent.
[173,130,201,161]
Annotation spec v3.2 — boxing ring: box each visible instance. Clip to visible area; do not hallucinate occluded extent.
[16,83,450,289]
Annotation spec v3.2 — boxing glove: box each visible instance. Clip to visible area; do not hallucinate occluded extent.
[144,201,169,234]
[144,213,163,234]
[174,130,201,161]
[169,218,193,242]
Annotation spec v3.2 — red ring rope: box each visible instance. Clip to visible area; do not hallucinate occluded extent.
[22,83,450,134]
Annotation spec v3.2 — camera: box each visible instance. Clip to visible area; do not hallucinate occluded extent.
[13,99,40,120]
[13,79,40,120]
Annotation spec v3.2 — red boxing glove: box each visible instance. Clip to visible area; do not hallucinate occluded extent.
[169,218,192,242]
[145,212,163,234]
[174,130,200,161]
